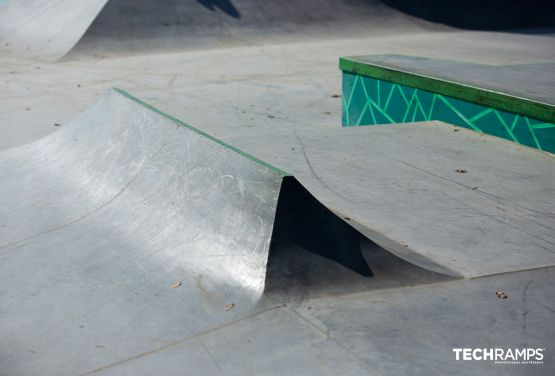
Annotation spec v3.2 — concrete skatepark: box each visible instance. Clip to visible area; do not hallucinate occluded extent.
[1,1,554,375]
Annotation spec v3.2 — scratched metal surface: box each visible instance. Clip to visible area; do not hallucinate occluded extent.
[0,89,286,375]
[0,0,108,61]
[226,123,555,277]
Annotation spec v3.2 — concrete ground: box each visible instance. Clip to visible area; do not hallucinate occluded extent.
[2,30,554,151]
[1,1,554,375]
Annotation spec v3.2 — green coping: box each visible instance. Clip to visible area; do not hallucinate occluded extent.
[340,57,555,124]
[113,88,290,177]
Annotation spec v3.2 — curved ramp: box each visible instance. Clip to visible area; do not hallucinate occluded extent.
[0,88,372,298]
[0,0,108,61]
[2,89,553,284]
[72,0,421,58]
[0,89,379,374]
[0,0,429,61]
[2,90,553,374]
[226,124,555,278]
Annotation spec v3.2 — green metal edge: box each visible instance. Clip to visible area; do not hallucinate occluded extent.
[339,57,555,124]
[112,88,290,177]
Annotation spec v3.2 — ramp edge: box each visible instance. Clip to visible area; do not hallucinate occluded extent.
[112,87,291,177]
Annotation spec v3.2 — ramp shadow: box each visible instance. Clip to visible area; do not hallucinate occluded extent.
[264,177,455,300]
[270,177,373,278]
[383,0,555,30]
[197,0,241,19]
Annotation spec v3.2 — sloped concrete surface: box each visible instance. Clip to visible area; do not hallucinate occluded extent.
[0,0,108,61]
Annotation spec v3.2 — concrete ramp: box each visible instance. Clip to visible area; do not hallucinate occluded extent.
[72,0,421,58]
[0,0,428,61]
[0,0,108,61]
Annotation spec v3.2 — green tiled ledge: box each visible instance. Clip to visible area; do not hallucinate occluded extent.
[340,57,555,153]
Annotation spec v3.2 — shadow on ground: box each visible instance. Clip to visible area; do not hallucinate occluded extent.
[384,0,555,30]
[197,0,241,18]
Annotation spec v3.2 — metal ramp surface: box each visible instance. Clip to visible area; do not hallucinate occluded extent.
[1,90,554,375]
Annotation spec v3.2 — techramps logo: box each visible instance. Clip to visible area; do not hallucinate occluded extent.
[453,348,545,365]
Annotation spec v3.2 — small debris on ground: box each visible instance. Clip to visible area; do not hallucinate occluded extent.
[472,187,478,190]
[331,94,341,98]
[225,303,235,312]
[170,281,182,288]
[455,169,467,174]
[324,111,331,114]
[453,129,460,132]
[496,291,508,299]
[54,123,61,127]
[267,115,275,119]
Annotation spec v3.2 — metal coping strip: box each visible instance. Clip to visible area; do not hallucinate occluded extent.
[113,88,290,177]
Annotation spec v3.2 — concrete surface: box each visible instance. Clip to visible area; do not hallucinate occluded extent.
[342,54,555,106]
[0,0,436,61]
[88,267,555,376]
[1,31,554,152]
[72,0,434,59]
[1,1,554,375]
[0,0,108,61]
